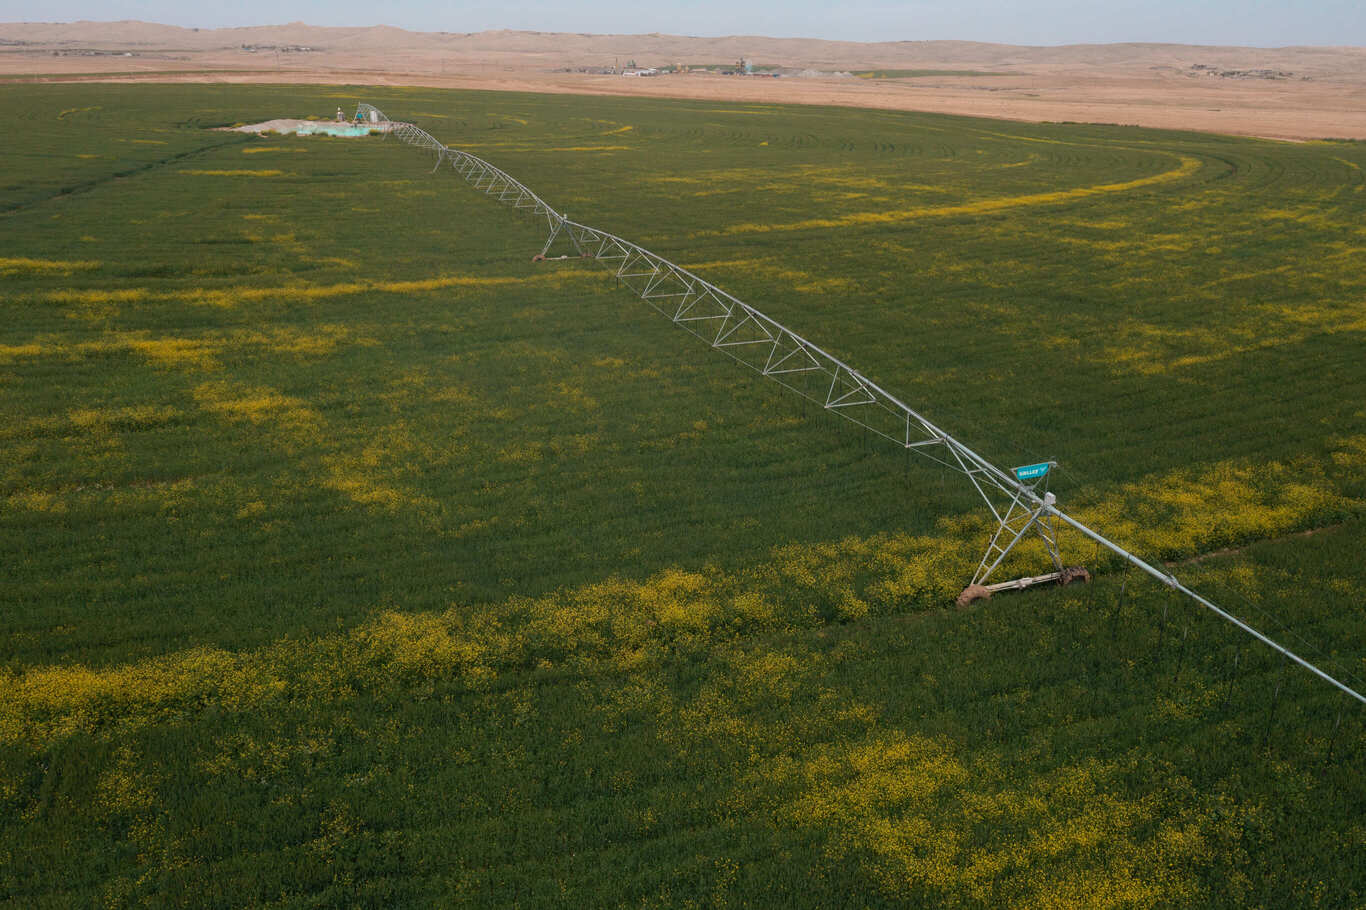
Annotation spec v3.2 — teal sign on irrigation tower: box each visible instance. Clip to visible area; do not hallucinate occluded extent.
[1013,462,1052,483]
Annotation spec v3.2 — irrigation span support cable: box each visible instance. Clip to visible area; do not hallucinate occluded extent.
[357,102,1366,707]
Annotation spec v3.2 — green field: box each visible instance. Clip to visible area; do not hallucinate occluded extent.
[3,83,1365,907]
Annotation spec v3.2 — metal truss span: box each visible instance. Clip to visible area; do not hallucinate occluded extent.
[358,103,1365,706]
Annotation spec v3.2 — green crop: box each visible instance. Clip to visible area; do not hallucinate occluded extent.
[1,83,1363,907]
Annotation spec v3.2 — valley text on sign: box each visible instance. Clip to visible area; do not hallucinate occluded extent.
[1013,462,1052,483]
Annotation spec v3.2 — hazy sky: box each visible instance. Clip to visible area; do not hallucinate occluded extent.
[3,0,1364,46]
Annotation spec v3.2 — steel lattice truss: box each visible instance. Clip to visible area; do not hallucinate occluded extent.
[358,103,1365,705]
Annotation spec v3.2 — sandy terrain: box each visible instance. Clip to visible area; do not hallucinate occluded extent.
[3,21,1365,141]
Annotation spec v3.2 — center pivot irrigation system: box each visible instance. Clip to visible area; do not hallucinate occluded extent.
[357,103,1365,706]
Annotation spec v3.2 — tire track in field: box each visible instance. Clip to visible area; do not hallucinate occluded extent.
[0,135,251,217]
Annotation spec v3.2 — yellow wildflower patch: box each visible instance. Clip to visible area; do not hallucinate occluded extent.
[192,380,438,517]
[5,490,68,514]
[119,334,220,370]
[782,734,1204,905]
[46,288,147,305]
[544,145,634,152]
[242,324,378,357]
[1058,217,1131,230]
[1072,456,1349,560]
[178,169,286,177]
[303,255,359,268]
[0,329,370,373]
[193,381,323,436]
[320,423,440,517]
[0,257,100,276]
[0,342,43,363]
[322,456,427,512]
[0,430,1355,747]
[1099,288,1366,376]
[679,257,858,293]
[380,275,518,293]
[707,156,1203,235]
[36,274,531,310]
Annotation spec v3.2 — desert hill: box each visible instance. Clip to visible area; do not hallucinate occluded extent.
[3,20,1365,140]
[5,20,1364,70]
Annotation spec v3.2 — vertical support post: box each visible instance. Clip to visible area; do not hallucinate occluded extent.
[1261,657,1287,751]
[1173,624,1188,682]
[1325,702,1344,763]
[1222,648,1241,710]
[538,216,566,258]
[966,464,1065,590]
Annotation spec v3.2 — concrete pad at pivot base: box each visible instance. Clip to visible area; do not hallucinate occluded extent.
[225,119,392,137]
